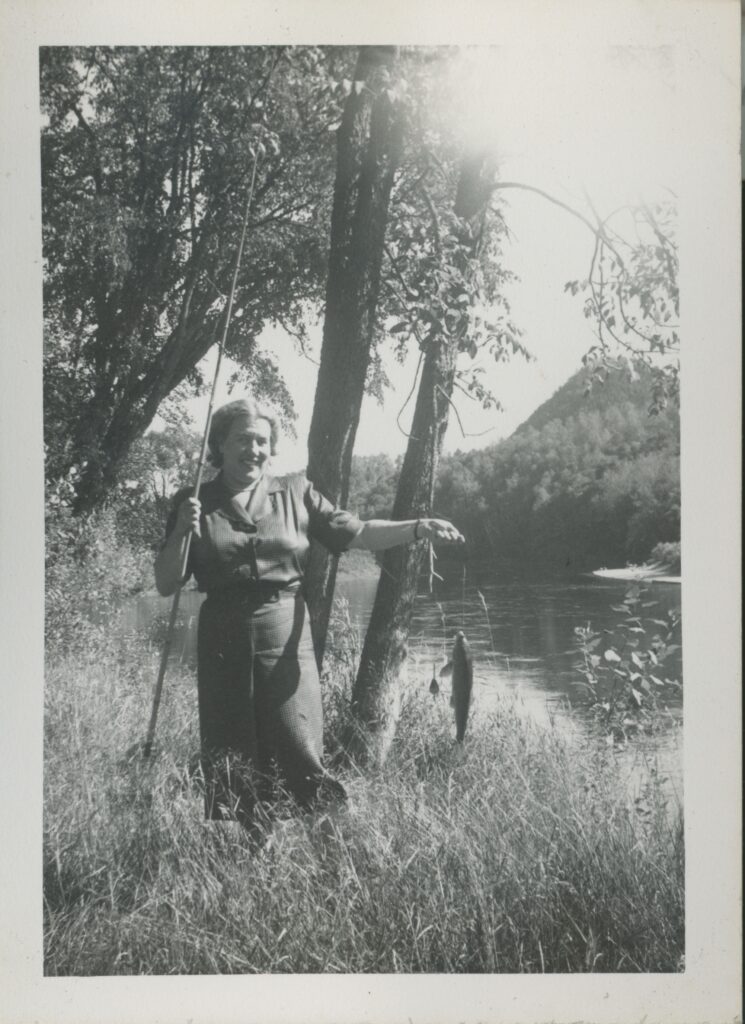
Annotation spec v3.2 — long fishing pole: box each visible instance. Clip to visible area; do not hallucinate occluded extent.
[142,133,264,759]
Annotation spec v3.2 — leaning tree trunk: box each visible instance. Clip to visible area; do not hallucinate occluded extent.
[348,335,456,759]
[305,46,404,668]
[70,292,223,514]
[349,152,494,764]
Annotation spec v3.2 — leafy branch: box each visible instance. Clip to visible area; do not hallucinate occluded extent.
[490,180,678,409]
[574,583,681,745]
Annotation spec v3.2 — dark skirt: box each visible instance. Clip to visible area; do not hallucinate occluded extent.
[197,583,328,822]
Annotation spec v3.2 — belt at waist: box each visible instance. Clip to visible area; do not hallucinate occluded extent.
[204,578,303,605]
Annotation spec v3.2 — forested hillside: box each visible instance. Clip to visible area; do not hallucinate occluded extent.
[348,364,680,571]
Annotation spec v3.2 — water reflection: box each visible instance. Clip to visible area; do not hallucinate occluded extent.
[337,572,682,706]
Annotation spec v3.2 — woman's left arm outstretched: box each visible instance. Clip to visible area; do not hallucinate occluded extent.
[348,517,464,552]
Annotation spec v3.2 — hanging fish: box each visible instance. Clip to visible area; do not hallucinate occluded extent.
[429,664,440,696]
[441,631,473,743]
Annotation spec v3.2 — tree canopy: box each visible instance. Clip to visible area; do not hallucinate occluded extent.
[41,45,355,510]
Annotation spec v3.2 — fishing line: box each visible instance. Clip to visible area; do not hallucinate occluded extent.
[461,562,467,633]
[142,126,265,759]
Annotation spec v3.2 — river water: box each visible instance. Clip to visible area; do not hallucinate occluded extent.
[131,563,683,798]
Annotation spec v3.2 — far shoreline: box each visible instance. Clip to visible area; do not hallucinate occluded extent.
[336,548,379,579]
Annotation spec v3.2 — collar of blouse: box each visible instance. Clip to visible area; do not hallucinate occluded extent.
[215,470,283,526]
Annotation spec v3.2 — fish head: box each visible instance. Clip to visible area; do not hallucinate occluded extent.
[453,630,470,655]
[451,630,473,678]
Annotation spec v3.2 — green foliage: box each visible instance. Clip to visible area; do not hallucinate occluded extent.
[347,453,400,518]
[592,450,680,559]
[434,456,484,521]
[574,584,682,744]
[113,425,207,552]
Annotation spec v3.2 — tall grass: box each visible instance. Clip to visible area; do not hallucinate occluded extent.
[44,621,683,975]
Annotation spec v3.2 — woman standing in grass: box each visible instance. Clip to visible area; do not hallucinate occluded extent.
[155,397,464,827]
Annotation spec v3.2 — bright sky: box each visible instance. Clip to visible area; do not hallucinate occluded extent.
[176,43,681,474]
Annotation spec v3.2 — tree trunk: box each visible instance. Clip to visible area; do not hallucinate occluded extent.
[348,334,456,760]
[70,310,218,514]
[348,151,494,764]
[305,46,403,666]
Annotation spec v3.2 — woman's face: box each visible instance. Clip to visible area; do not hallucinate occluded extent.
[219,415,272,488]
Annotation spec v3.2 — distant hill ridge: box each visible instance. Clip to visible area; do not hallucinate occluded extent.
[430,360,679,568]
[515,363,658,437]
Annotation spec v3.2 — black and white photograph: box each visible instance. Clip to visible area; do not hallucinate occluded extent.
[0,1,741,1022]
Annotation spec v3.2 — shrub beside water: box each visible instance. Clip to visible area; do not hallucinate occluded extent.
[650,540,681,574]
[46,493,152,655]
[574,582,682,745]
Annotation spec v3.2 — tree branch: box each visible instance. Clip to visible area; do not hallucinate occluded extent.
[419,182,441,258]
[69,103,104,194]
[491,181,627,269]
[396,349,424,439]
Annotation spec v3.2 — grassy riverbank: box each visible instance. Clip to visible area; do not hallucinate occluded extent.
[44,626,684,976]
